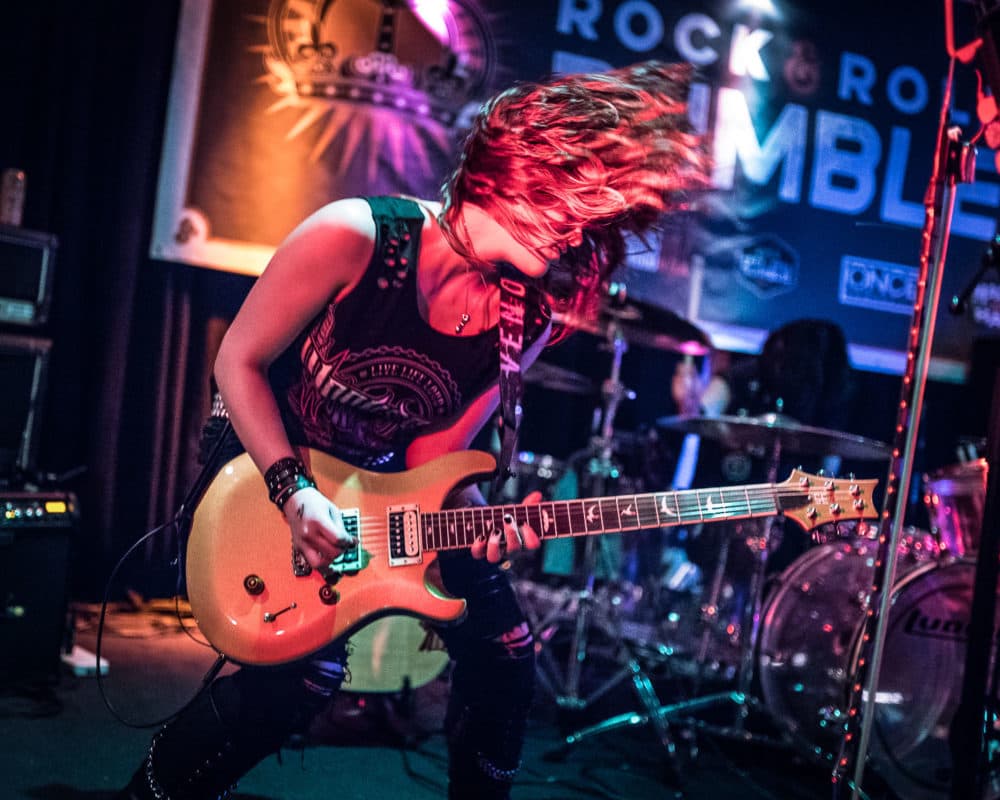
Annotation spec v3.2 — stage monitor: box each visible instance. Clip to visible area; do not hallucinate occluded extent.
[0,225,57,326]
[0,333,51,483]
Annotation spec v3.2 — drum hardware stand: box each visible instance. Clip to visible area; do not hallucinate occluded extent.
[650,438,790,748]
[555,420,804,777]
[831,46,976,798]
[691,528,733,688]
[531,321,632,711]
[532,322,687,782]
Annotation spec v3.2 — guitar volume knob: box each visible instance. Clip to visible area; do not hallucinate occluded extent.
[243,574,265,596]
[319,585,340,605]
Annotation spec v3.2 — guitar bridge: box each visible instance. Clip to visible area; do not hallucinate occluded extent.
[387,504,422,566]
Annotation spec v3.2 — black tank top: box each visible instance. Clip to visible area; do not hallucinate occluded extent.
[270,196,548,469]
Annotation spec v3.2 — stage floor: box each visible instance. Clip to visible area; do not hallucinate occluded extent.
[0,601,894,800]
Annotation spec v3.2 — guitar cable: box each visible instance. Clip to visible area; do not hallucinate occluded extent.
[94,418,237,728]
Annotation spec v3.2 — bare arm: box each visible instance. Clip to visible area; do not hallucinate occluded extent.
[214,198,376,567]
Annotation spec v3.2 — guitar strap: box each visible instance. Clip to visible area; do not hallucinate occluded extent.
[491,262,526,501]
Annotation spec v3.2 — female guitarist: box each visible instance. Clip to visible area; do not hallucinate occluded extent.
[118,60,707,800]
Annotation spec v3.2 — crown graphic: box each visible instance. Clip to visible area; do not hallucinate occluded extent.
[274,0,483,126]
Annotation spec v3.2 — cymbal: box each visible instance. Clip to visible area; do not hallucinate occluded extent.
[656,413,892,461]
[523,360,595,395]
[554,295,710,355]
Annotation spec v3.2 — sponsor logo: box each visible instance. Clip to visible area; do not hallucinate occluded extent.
[971,281,1000,330]
[899,606,998,643]
[839,255,916,314]
[737,235,799,298]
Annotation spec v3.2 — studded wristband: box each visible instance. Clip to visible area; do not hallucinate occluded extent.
[264,457,316,509]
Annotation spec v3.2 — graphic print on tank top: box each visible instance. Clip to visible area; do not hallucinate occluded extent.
[275,196,507,469]
[291,328,461,467]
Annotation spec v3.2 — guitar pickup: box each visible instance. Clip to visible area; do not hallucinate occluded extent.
[387,504,422,566]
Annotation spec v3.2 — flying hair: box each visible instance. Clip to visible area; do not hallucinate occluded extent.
[439,60,710,327]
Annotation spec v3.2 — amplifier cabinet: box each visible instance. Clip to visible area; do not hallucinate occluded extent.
[0,224,57,327]
[0,492,77,681]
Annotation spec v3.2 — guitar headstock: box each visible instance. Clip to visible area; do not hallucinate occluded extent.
[777,469,879,532]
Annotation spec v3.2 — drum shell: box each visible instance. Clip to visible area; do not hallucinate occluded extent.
[759,544,1000,800]
[757,537,928,752]
[923,459,988,557]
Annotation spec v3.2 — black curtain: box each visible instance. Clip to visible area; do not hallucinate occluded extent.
[0,2,252,599]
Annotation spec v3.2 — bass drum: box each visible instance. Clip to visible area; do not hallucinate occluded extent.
[759,543,1000,800]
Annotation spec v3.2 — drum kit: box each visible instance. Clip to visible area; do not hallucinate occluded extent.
[508,289,994,798]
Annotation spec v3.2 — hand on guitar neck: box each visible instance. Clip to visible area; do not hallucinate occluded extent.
[470,489,543,562]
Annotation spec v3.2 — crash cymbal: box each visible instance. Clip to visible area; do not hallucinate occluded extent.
[656,413,892,461]
[523,360,595,395]
[554,295,710,355]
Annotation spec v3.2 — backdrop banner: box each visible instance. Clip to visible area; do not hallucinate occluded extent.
[151,0,1000,381]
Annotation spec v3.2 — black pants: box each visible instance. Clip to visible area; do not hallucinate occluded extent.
[136,550,535,800]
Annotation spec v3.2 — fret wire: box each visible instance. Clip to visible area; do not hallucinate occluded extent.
[475,506,487,545]
[537,502,555,538]
[578,497,601,533]
[599,496,619,532]
[410,480,841,552]
[460,507,473,547]
[636,495,659,528]
[526,504,543,538]
[616,495,641,530]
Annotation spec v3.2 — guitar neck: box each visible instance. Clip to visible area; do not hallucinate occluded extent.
[420,482,800,552]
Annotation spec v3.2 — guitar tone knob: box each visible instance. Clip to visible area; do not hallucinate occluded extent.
[319,585,340,605]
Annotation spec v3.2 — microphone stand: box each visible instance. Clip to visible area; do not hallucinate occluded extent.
[830,61,977,798]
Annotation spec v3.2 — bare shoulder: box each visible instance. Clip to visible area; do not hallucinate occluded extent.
[284,197,377,254]
[260,197,378,294]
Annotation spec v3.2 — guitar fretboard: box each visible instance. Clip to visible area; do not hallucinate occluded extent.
[420,483,798,552]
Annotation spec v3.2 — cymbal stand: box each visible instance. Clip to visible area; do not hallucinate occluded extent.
[732,438,782,724]
[560,436,792,757]
[533,322,632,710]
[536,324,686,781]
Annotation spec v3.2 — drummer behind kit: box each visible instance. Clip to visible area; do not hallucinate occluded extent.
[503,293,996,798]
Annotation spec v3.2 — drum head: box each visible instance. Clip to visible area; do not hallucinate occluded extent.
[867,559,1000,800]
[758,540,880,752]
[760,549,1000,800]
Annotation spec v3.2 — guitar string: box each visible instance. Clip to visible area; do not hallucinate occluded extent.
[315,485,871,557]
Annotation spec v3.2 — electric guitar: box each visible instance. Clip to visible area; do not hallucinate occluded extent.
[185,448,879,666]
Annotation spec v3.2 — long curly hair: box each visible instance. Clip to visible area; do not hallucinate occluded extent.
[439,60,709,325]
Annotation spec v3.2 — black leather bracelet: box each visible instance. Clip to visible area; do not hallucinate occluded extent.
[265,457,303,488]
[264,457,315,508]
[273,474,316,510]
